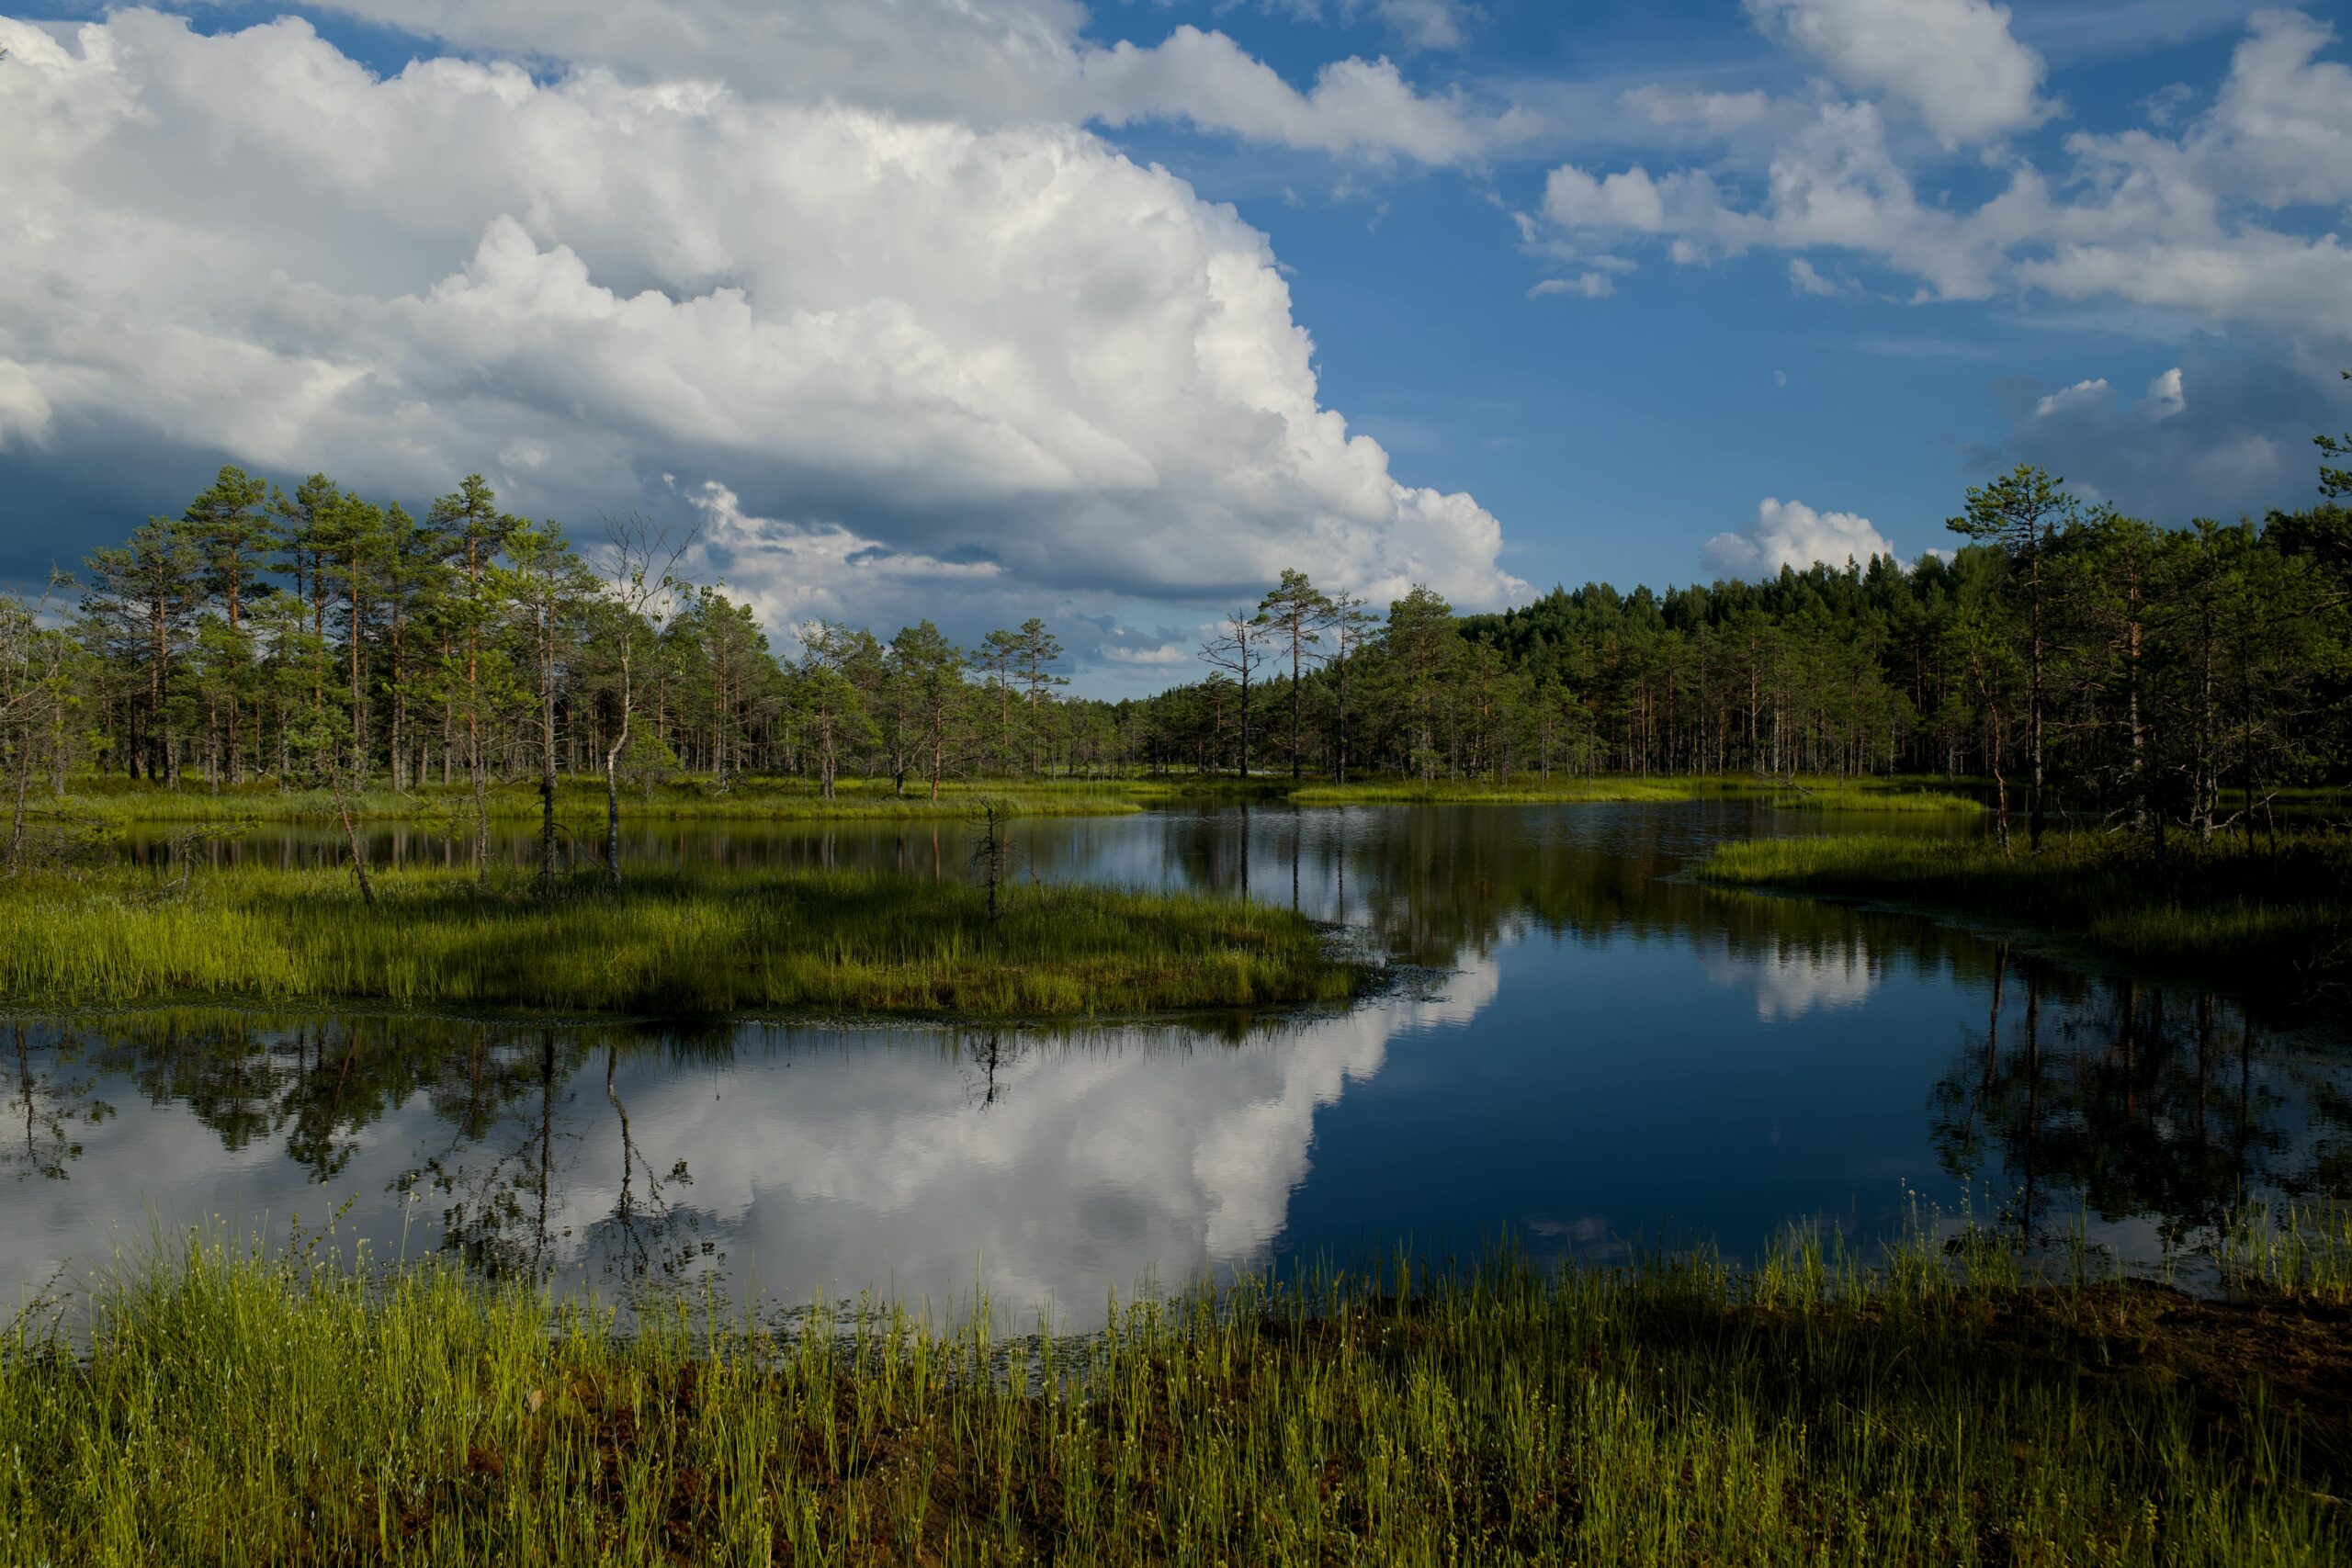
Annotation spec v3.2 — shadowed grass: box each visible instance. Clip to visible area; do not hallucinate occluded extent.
[4,1213,2346,1565]
[1700,830,2352,1001]
[0,864,1358,1019]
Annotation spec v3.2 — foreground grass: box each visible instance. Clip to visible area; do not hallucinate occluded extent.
[1702,830,2352,999]
[40,775,1148,824]
[0,864,1355,1019]
[5,1211,2347,1566]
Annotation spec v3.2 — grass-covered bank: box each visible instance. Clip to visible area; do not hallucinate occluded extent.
[1702,831,2352,1000]
[1288,773,1982,811]
[0,865,1357,1019]
[6,1212,2348,1565]
[45,771,1991,824]
[40,775,1150,825]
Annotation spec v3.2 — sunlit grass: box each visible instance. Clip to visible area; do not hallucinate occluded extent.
[1287,774,1981,810]
[0,863,1357,1019]
[2222,1201,2352,1304]
[55,772,1994,820]
[39,775,1149,824]
[1286,774,1778,806]
[4,1214,2346,1564]
[1769,784,1983,813]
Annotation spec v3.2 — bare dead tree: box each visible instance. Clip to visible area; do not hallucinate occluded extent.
[968,798,1015,920]
[595,514,696,887]
[1199,609,1269,777]
[1,570,72,874]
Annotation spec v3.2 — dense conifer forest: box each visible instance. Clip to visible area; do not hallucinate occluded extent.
[6,423,2349,855]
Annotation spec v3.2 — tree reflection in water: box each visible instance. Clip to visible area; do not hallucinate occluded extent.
[7,1022,110,1182]
[15,807,2352,1302]
[1929,953,2336,1247]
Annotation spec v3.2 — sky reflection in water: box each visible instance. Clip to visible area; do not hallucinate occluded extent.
[9,805,2348,1327]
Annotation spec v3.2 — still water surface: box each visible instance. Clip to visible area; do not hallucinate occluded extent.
[10,804,2349,1325]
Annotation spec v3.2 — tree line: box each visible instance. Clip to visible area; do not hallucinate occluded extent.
[4,416,2348,863]
[1122,445,2352,848]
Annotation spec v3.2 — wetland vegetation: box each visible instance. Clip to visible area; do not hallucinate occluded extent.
[4,449,2350,1564]
[0,863,1354,1019]
[3,1207,2347,1565]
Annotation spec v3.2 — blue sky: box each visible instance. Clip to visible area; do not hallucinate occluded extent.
[2,0,2346,683]
[1110,0,2341,591]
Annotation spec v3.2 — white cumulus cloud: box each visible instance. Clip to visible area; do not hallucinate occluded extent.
[1745,0,2050,146]
[2035,378,2114,419]
[1704,497,1897,578]
[1536,10,2352,344]
[198,0,1525,164]
[1529,273,1615,299]
[0,10,1524,652]
[1788,258,1853,297]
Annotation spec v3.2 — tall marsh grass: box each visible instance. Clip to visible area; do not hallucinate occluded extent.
[2222,1201,2352,1303]
[0,864,1356,1019]
[3,1218,2346,1564]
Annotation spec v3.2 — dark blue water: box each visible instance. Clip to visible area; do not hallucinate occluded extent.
[10,804,2346,1325]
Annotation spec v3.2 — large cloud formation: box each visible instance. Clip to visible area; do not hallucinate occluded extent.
[1531,1,2352,558]
[0,8,1524,654]
[229,0,1526,162]
[1540,6,2352,337]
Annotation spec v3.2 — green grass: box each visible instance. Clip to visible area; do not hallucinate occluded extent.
[53,773,1992,821]
[1767,784,1983,813]
[2222,1201,2352,1303]
[38,775,1149,825]
[5,1212,2346,1565]
[0,864,1358,1019]
[1289,777,1724,805]
[1700,830,2352,1000]
[1287,774,1981,810]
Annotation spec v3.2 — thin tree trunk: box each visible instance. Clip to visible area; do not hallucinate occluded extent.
[605,660,630,887]
[540,604,560,882]
[332,767,376,907]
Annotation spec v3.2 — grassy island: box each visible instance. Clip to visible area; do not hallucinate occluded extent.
[5,1209,2346,1564]
[0,865,1356,1019]
[1702,830,2352,1000]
